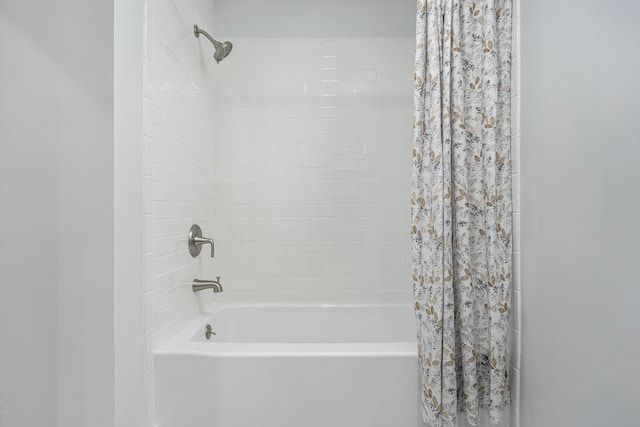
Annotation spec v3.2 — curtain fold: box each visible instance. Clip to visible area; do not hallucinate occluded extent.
[411,1,513,425]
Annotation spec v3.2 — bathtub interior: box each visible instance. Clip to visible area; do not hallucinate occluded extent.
[188,304,417,343]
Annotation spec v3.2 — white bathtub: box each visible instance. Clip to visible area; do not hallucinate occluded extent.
[154,303,425,427]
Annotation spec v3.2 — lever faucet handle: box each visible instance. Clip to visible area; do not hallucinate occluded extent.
[194,236,215,257]
[188,224,215,257]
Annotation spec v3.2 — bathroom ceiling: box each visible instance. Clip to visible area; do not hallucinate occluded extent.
[214,0,416,37]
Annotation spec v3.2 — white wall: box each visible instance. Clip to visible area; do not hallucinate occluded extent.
[114,0,146,426]
[521,1,640,426]
[0,1,115,427]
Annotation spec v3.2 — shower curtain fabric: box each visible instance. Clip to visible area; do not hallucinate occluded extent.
[411,1,513,426]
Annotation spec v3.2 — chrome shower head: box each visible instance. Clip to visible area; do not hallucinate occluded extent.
[193,25,233,63]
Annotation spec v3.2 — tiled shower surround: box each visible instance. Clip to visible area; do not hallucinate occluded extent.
[144,0,218,424]
[143,0,520,426]
[145,4,414,422]
[211,37,415,301]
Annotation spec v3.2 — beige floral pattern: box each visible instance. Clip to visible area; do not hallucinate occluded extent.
[412,1,513,426]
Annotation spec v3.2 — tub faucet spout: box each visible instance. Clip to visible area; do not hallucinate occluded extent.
[193,277,223,293]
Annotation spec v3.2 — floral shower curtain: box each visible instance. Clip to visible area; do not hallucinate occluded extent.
[411,1,513,426]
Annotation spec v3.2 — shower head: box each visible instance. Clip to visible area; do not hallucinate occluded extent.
[194,25,233,63]
[213,40,233,63]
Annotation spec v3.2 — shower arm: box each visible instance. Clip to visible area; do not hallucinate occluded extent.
[193,25,222,50]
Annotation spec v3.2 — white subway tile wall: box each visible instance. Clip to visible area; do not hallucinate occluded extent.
[144,0,218,425]
[210,36,415,303]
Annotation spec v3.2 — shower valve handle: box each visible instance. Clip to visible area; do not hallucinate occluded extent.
[188,224,215,257]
